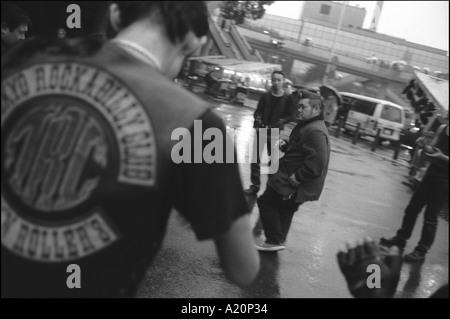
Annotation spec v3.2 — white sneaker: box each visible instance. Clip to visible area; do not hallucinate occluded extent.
[256,243,286,251]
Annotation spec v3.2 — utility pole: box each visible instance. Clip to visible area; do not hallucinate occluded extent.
[323,1,347,85]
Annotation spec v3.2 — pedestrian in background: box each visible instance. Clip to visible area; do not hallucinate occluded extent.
[255,90,331,251]
[380,120,449,262]
[244,70,296,196]
[283,79,293,96]
[1,3,31,55]
[1,1,259,298]
[322,93,338,127]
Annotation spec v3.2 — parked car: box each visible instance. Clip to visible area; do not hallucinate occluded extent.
[340,92,406,143]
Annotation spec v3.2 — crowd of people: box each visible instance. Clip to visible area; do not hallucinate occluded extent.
[1,2,447,299]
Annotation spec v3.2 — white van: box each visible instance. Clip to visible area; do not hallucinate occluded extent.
[341,92,406,142]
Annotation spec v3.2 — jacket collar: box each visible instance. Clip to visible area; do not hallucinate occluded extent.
[296,113,324,128]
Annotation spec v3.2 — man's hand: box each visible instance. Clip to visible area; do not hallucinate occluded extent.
[423,147,449,167]
[254,116,264,128]
[415,136,427,148]
[288,173,300,187]
[276,119,285,128]
[337,238,403,298]
[276,139,288,152]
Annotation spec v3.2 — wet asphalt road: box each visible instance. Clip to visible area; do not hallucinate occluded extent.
[135,94,448,299]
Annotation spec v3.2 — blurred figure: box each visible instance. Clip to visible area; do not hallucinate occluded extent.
[56,27,67,39]
[380,122,449,262]
[283,79,293,96]
[1,1,259,298]
[205,69,221,96]
[1,3,31,55]
[322,93,338,127]
[337,238,448,298]
[244,71,296,196]
[264,78,271,91]
[255,90,330,251]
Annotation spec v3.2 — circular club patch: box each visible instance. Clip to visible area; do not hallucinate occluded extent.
[1,62,157,262]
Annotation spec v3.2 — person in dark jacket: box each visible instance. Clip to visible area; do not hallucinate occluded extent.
[380,121,449,262]
[244,70,296,196]
[1,1,259,298]
[255,90,331,251]
[1,3,31,55]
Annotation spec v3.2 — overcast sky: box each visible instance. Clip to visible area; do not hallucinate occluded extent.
[265,1,449,52]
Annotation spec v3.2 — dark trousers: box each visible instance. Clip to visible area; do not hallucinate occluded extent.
[250,128,273,188]
[257,185,302,245]
[397,171,449,253]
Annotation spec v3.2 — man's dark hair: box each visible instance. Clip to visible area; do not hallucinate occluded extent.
[114,1,209,44]
[1,3,32,30]
[297,89,324,112]
[271,70,284,79]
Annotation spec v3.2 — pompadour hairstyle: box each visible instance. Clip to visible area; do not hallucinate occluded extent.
[297,89,324,111]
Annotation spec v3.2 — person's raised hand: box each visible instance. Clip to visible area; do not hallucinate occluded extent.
[337,237,402,298]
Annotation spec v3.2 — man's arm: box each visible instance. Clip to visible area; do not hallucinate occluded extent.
[278,95,296,125]
[294,131,329,182]
[214,214,260,286]
[253,93,266,126]
[173,110,260,286]
[418,124,448,166]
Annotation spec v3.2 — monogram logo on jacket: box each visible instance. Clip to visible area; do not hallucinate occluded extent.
[2,62,157,262]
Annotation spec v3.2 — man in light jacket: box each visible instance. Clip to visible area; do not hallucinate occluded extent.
[256,90,331,251]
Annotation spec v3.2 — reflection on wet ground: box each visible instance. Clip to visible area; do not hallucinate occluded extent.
[206,95,448,299]
[136,92,448,298]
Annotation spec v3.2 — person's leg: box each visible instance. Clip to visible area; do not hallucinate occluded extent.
[381,172,430,249]
[252,215,263,236]
[249,130,262,190]
[279,198,302,244]
[257,186,284,245]
[250,129,271,192]
[415,178,448,254]
[396,173,431,242]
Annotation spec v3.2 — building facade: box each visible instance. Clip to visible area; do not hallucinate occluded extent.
[300,1,365,29]
[242,4,448,77]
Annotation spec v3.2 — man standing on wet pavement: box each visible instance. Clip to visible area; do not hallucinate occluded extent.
[380,121,449,262]
[244,70,296,196]
[256,90,331,251]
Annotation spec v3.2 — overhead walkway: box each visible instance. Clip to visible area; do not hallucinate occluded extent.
[206,16,264,62]
[238,26,413,85]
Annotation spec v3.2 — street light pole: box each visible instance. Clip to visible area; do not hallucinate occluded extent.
[323,1,348,85]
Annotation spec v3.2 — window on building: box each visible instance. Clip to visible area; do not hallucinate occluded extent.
[320,4,331,15]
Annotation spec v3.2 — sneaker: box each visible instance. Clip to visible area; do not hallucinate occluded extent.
[244,186,259,196]
[379,236,406,250]
[256,242,286,252]
[404,249,426,262]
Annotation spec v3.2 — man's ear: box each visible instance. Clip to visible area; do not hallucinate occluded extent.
[182,32,208,56]
[197,35,208,47]
[109,3,121,32]
[1,22,10,35]
[316,105,323,114]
